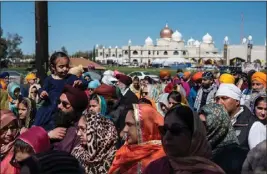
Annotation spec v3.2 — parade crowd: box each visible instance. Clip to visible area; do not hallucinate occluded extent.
[0,51,266,174]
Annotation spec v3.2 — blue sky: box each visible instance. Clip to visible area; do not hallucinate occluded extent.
[1,2,266,55]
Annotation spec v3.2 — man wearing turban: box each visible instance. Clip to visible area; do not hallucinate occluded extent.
[48,85,89,153]
[215,83,257,150]
[241,71,266,109]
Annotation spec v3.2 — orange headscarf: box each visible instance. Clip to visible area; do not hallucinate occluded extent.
[251,72,267,88]
[108,104,165,174]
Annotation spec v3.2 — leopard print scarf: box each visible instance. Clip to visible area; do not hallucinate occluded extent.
[71,113,117,174]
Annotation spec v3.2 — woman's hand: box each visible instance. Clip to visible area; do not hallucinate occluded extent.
[20,127,28,134]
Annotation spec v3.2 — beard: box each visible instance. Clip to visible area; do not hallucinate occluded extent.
[54,109,79,128]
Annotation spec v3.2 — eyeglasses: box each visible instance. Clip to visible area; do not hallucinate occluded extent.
[158,123,188,136]
[88,88,94,91]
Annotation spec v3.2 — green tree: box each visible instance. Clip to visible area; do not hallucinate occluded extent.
[0,28,8,58]
[61,46,68,55]
[6,32,23,58]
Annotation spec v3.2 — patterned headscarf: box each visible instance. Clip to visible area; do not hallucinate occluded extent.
[71,114,117,174]
[200,103,239,154]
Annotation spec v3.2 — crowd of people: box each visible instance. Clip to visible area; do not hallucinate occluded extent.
[0,51,266,174]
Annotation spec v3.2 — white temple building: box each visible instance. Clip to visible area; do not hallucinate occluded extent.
[95,24,266,66]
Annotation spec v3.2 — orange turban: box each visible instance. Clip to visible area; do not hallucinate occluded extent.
[219,73,235,84]
[251,72,267,87]
[192,72,203,82]
[25,73,37,82]
[183,71,191,79]
[0,79,7,90]
[159,70,171,79]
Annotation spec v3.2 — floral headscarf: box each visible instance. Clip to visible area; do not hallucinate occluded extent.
[200,103,239,154]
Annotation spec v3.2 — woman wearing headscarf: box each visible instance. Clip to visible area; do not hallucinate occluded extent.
[199,103,248,174]
[0,110,20,174]
[108,104,165,174]
[144,104,225,174]
[71,113,117,174]
[0,88,9,110]
[138,85,157,109]
[86,93,110,120]
[28,83,41,104]
[85,79,101,98]
[17,97,37,129]
[248,92,267,149]
[156,93,169,117]
[7,82,21,115]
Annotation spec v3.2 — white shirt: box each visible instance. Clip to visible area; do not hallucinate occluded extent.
[231,107,244,125]
[248,121,267,149]
[122,88,129,96]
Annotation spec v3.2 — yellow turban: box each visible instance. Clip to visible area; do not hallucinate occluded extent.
[251,72,267,87]
[25,73,37,82]
[219,73,235,84]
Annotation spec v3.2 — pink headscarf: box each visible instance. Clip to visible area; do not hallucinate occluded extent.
[18,126,50,153]
[0,110,19,158]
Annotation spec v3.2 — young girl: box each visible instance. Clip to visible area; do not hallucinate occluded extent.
[11,126,50,168]
[7,82,21,116]
[34,51,86,131]
[17,97,36,129]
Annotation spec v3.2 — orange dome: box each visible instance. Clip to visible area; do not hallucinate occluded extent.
[160,24,173,38]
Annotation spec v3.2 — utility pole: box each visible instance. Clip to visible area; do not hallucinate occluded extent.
[35,1,49,84]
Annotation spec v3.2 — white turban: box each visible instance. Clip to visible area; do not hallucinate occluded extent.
[101,75,118,86]
[216,84,241,101]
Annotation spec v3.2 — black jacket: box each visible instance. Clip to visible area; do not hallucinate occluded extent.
[233,106,258,150]
[212,143,248,174]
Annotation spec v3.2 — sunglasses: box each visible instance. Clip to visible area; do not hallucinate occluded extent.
[88,88,94,91]
[57,99,70,108]
[142,92,148,96]
[158,123,188,136]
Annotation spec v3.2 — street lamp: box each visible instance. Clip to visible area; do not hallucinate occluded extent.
[223,36,229,65]
[128,39,131,63]
[247,35,253,63]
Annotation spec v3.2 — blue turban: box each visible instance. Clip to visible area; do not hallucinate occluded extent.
[88,80,101,89]
[0,72,9,79]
